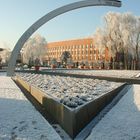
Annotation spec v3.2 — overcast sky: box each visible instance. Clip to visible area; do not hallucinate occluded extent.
[0,0,140,50]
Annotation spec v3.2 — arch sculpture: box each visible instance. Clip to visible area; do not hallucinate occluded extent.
[7,0,121,76]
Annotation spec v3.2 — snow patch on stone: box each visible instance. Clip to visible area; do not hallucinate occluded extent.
[17,73,123,108]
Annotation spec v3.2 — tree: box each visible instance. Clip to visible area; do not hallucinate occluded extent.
[28,57,34,69]
[94,12,140,70]
[67,58,74,67]
[60,51,72,66]
[120,13,136,69]
[34,58,41,71]
[22,34,47,65]
[0,55,2,64]
[94,28,106,57]
[0,56,2,69]
[0,48,11,65]
[131,17,140,69]
[104,12,125,69]
[94,28,111,63]
[50,58,57,68]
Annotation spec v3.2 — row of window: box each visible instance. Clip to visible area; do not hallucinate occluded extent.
[48,44,93,51]
[49,56,98,61]
[48,54,98,59]
[48,48,94,53]
[47,50,97,56]
[48,54,97,58]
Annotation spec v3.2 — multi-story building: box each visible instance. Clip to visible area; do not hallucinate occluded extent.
[45,38,110,66]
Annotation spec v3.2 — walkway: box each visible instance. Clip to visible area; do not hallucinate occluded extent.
[1,75,140,140]
[87,84,140,140]
[0,76,61,140]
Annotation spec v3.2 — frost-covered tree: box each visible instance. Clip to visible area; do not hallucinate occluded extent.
[94,12,140,69]
[94,28,106,57]
[130,17,140,69]
[0,47,11,65]
[22,34,47,65]
[120,13,136,69]
[50,58,57,67]
[104,12,124,63]
[67,58,74,67]
[60,51,72,66]
[0,55,2,64]
[135,18,140,61]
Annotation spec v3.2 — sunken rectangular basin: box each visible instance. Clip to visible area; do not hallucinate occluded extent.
[15,75,125,138]
[16,76,30,92]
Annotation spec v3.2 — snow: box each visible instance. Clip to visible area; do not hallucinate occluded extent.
[0,72,6,76]
[1,71,140,140]
[135,72,140,78]
[0,76,61,140]
[17,73,123,108]
[86,84,140,140]
[46,69,140,78]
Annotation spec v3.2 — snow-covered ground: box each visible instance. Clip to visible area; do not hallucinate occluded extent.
[17,73,123,108]
[0,76,61,140]
[0,72,6,76]
[86,84,140,140]
[45,70,140,78]
[1,73,140,140]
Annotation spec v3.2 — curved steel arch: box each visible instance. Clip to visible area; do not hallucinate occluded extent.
[7,0,121,76]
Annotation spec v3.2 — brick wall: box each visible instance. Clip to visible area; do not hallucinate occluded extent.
[45,38,110,64]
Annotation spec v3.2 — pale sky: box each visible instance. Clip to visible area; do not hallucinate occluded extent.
[0,0,140,50]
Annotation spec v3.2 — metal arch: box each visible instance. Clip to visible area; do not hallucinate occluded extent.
[7,0,121,76]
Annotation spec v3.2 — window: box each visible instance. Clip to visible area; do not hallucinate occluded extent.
[83,45,85,49]
[90,50,92,54]
[94,56,96,60]
[90,44,93,48]
[91,56,92,60]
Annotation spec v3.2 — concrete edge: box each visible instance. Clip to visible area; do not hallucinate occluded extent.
[14,75,127,138]
[75,84,131,140]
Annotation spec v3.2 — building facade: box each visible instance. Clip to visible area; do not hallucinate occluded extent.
[45,38,110,66]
